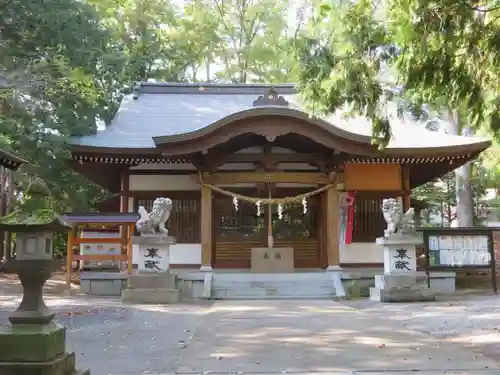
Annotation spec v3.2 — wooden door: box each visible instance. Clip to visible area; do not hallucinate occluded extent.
[213,193,267,268]
[270,195,321,268]
[213,190,321,269]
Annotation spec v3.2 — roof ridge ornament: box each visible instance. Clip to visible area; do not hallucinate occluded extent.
[253,87,289,107]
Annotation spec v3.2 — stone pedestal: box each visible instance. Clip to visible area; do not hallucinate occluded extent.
[122,235,179,304]
[370,236,436,303]
[134,235,175,272]
[0,260,89,375]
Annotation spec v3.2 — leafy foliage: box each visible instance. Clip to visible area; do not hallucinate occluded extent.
[295,0,500,146]
[2,0,499,234]
[1,0,117,214]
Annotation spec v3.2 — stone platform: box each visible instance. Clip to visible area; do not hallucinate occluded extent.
[369,273,436,302]
[122,271,179,304]
[80,271,128,296]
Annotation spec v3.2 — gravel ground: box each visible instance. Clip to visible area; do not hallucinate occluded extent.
[0,295,212,375]
[343,293,500,360]
[2,292,500,374]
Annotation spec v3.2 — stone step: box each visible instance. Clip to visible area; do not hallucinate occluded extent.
[121,288,179,304]
[212,273,336,299]
[127,273,176,289]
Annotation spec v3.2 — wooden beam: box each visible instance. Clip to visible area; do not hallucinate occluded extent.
[188,153,213,172]
[203,152,331,170]
[202,171,332,185]
[200,185,213,269]
[73,237,122,244]
[325,185,340,266]
[74,254,128,261]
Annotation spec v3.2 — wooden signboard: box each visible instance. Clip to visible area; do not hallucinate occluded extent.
[344,163,402,191]
[419,227,497,293]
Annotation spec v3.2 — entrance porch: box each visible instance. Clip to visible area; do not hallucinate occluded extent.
[212,188,323,270]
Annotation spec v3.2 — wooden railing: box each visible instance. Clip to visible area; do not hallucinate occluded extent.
[65,224,135,286]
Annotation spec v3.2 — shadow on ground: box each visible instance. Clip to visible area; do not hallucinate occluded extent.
[175,300,499,374]
[0,294,213,375]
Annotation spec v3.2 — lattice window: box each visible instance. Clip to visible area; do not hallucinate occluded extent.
[271,202,316,240]
[215,198,266,240]
[215,197,316,240]
[136,198,200,243]
[351,196,385,242]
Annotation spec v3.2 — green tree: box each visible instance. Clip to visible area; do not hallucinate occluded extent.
[1,0,115,213]
[295,0,500,226]
[186,0,298,83]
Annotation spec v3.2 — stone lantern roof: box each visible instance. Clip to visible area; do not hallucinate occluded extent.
[0,177,71,233]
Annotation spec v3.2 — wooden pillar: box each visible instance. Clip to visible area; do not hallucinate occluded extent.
[402,166,411,211]
[120,170,129,213]
[66,229,74,287]
[325,184,340,267]
[317,192,328,268]
[200,185,213,270]
[120,171,129,263]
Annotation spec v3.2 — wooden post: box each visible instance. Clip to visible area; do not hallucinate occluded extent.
[127,223,134,275]
[402,166,411,211]
[200,185,213,270]
[325,184,340,267]
[120,171,129,266]
[66,229,74,287]
[317,192,327,268]
[120,170,129,212]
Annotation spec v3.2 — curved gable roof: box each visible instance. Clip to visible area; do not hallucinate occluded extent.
[152,106,372,145]
[69,82,491,156]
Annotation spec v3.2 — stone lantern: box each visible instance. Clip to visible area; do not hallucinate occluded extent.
[0,177,90,375]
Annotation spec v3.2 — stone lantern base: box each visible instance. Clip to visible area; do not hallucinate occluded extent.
[0,259,90,375]
[0,324,89,375]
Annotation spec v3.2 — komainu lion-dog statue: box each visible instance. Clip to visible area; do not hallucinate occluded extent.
[136,197,173,235]
[381,198,416,238]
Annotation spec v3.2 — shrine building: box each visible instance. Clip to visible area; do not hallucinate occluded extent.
[67,82,491,277]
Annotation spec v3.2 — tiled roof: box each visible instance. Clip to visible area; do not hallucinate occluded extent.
[69,82,490,151]
[71,83,299,149]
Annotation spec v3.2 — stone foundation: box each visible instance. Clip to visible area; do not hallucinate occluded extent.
[122,271,179,304]
[370,273,436,302]
[80,272,128,296]
[0,322,89,375]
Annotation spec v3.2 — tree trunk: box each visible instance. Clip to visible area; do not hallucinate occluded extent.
[449,109,474,227]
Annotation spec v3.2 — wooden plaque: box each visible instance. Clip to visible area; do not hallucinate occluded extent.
[344,163,402,191]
